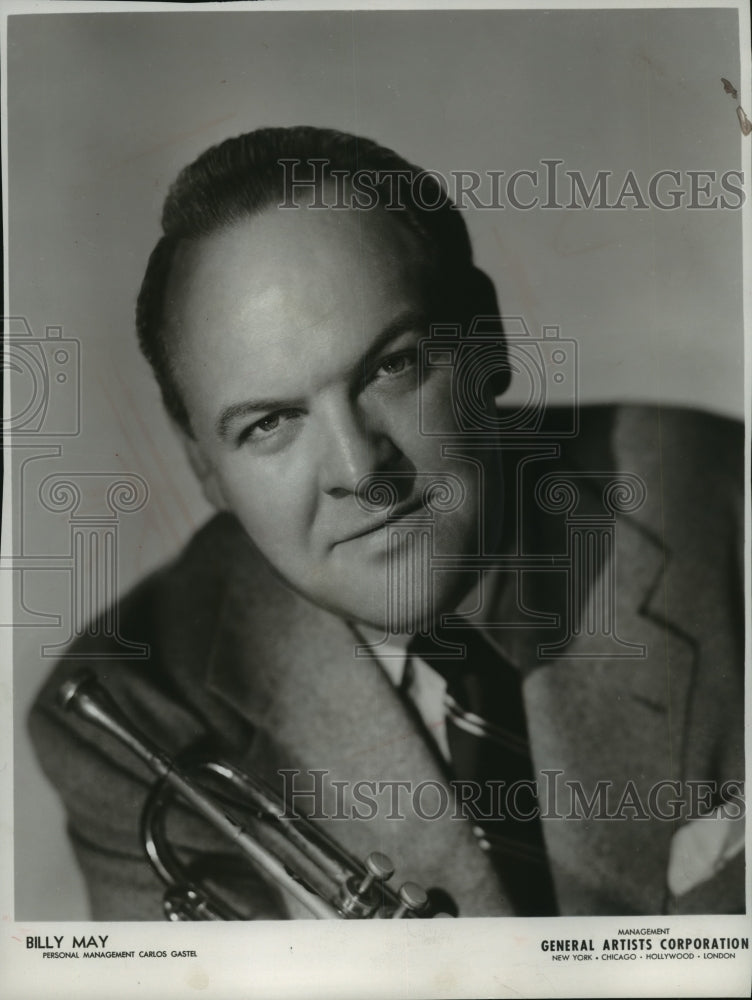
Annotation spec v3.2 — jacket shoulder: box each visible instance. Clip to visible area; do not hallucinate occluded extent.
[26,514,261,916]
[558,403,743,526]
[27,514,255,838]
[555,403,742,471]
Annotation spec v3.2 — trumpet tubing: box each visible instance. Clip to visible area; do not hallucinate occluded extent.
[58,671,446,921]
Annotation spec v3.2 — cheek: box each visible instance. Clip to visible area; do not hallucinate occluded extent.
[415,372,464,437]
[383,374,457,460]
[391,377,484,491]
[217,461,314,557]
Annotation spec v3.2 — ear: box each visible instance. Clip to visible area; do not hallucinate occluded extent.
[175,426,229,511]
[464,268,511,400]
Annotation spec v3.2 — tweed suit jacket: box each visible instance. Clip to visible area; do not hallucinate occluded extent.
[29,404,745,919]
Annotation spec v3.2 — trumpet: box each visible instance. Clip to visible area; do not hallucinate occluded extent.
[59,671,450,921]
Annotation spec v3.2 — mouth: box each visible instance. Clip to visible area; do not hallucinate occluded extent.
[335,499,426,545]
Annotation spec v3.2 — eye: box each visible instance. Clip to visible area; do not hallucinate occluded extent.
[256,414,282,433]
[372,349,418,380]
[236,410,299,447]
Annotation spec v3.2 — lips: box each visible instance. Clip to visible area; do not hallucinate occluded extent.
[335,499,425,545]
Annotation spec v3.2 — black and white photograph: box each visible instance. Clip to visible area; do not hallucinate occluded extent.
[1,1,750,997]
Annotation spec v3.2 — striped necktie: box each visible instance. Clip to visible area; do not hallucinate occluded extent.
[409,623,558,916]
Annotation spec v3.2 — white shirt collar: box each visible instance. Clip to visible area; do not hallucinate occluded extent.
[353,624,409,686]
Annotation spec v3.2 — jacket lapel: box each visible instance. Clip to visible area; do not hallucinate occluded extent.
[204,537,515,916]
[494,488,695,914]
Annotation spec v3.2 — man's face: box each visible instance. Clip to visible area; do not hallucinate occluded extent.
[165,204,502,630]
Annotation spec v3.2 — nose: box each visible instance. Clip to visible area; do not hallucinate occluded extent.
[316,396,400,499]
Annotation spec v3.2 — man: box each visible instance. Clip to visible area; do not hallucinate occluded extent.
[29,126,744,920]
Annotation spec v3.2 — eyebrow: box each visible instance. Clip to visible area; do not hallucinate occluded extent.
[214,308,427,441]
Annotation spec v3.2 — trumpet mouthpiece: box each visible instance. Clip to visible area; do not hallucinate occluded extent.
[57,670,96,711]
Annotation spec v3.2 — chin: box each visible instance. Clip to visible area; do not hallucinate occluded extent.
[330,580,462,636]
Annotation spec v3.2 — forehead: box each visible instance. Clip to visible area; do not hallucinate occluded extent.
[165,204,428,325]
[162,205,431,425]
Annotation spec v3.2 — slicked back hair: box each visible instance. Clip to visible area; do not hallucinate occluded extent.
[136,126,487,435]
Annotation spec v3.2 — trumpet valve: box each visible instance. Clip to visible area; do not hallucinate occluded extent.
[337,851,395,918]
[356,851,394,894]
[391,882,428,919]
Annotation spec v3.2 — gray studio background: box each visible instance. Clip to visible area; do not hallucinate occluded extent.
[8,8,743,919]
